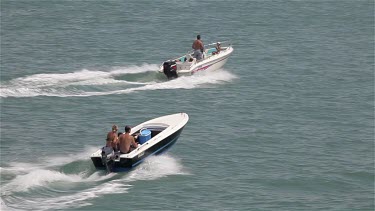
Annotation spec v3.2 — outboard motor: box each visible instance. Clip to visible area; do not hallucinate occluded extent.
[101,147,115,173]
[163,60,178,79]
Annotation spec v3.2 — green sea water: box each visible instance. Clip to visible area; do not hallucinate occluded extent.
[1,0,374,210]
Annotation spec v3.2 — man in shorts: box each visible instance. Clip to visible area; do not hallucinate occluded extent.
[192,35,204,60]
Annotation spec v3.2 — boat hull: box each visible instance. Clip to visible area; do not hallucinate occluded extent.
[91,127,184,172]
[159,43,233,79]
[91,113,189,172]
[191,53,231,74]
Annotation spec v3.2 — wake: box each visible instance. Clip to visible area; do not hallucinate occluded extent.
[0,147,189,211]
[0,64,237,98]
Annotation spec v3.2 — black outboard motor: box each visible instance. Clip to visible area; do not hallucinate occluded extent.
[163,60,178,79]
[101,148,115,173]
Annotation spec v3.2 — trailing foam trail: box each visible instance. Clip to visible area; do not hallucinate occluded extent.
[3,64,158,87]
[0,64,157,98]
[0,66,237,98]
[1,146,99,174]
[2,181,130,211]
[47,70,237,97]
[123,154,190,182]
[0,154,188,210]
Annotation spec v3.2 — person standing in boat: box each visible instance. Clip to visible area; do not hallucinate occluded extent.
[192,34,204,60]
[119,125,138,154]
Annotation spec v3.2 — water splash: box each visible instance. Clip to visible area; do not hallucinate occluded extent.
[1,169,83,194]
[1,146,99,174]
[124,154,190,182]
[1,153,189,210]
[2,181,130,211]
[0,65,237,98]
[0,147,116,195]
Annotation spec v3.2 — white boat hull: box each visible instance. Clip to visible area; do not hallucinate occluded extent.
[190,52,231,75]
[159,42,233,79]
[91,113,189,172]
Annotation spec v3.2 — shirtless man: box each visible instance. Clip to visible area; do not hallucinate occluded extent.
[119,125,138,154]
[106,125,118,149]
[192,35,204,60]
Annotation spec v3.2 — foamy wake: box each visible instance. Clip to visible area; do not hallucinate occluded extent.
[1,152,188,210]
[1,146,113,194]
[125,153,190,182]
[0,64,237,98]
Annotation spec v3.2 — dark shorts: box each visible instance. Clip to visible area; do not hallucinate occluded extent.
[193,49,203,60]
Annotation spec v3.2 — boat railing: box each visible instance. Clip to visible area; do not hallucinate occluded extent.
[204,40,232,49]
[168,41,232,64]
[186,40,232,56]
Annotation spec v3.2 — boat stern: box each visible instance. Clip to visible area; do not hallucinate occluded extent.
[161,60,178,79]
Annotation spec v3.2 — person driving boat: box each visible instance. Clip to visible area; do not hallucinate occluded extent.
[212,42,221,55]
[119,126,138,154]
[192,34,204,60]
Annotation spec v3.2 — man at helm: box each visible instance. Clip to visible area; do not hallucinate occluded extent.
[192,34,204,60]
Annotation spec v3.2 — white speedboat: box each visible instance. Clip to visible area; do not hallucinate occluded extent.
[159,41,234,79]
[91,113,189,172]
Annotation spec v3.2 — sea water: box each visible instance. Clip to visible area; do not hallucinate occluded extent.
[1,0,374,210]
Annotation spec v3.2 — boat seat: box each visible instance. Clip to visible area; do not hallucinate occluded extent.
[177,57,194,70]
[179,56,186,62]
[185,54,193,62]
[207,48,217,55]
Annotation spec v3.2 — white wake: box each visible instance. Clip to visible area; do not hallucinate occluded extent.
[0,64,237,98]
[1,152,189,211]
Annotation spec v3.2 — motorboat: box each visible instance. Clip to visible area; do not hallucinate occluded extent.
[159,41,234,79]
[91,113,189,172]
